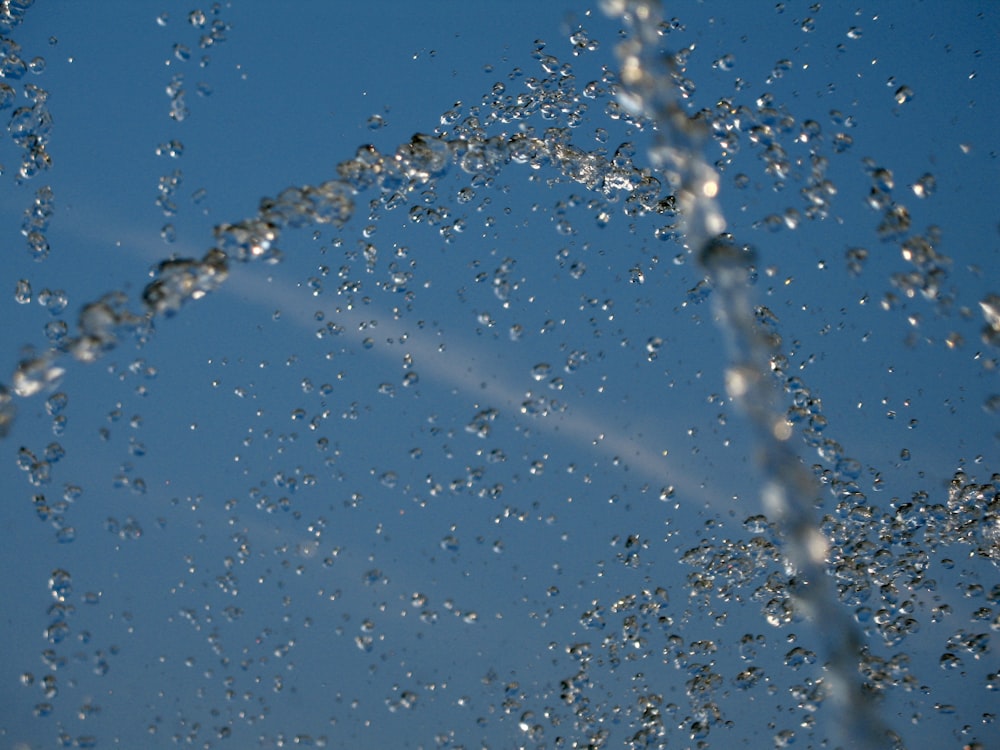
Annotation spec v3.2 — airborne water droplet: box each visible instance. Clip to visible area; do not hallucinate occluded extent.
[912,172,936,198]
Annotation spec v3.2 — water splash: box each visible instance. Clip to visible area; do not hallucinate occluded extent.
[2,3,998,748]
[605,0,897,746]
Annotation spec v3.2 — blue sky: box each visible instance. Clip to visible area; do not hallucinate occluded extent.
[1,2,998,748]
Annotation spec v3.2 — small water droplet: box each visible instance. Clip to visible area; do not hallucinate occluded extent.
[911,172,935,198]
[530,362,551,381]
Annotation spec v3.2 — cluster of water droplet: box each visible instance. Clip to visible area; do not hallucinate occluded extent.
[2,2,998,749]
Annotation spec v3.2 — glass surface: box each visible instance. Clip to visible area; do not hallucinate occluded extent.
[1,2,997,748]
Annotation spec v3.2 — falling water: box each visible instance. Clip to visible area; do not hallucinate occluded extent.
[605,0,892,746]
[1,3,998,749]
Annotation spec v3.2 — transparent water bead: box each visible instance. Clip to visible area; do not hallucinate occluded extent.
[894,85,914,105]
[142,250,229,316]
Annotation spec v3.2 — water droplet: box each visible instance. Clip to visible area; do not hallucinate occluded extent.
[530,362,551,381]
[14,278,32,303]
[983,395,1000,414]
[911,172,935,198]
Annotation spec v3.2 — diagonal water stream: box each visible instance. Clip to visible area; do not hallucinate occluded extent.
[603,0,896,746]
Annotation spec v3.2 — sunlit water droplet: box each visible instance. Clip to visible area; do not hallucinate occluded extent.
[894,85,914,105]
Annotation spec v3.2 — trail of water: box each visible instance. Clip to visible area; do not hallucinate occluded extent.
[604,1,896,746]
[0,122,666,434]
